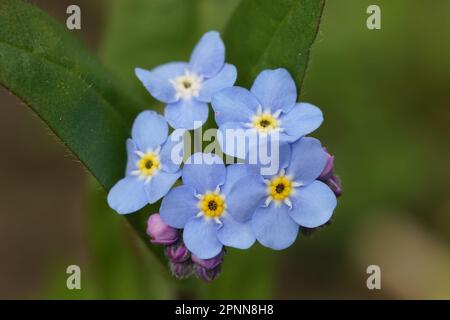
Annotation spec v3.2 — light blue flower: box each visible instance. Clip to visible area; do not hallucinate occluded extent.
[230,137,337,250]
[135,31,237,130]
[160,153,264,259]
[211,68,323,158]
[107,111,184,215]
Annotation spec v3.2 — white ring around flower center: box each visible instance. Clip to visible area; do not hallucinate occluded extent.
[264,169,302,208]
[170,70,203,100]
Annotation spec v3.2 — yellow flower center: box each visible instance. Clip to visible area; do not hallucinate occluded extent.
[252,113,278,133]
[199,192,226,218]
[137,152,160,176]
[268,176,292,201]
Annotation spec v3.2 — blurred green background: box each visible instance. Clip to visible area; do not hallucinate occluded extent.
[1,0,449,299]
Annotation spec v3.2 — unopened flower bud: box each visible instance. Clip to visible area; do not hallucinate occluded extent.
[191,251,224,269]
[318,148,342,197]
[166,242,190,263]
[194,264,222,282]
[326,174,342,197]
[319,148,335,181]
[169,261,193,279]
[146,213,178,245]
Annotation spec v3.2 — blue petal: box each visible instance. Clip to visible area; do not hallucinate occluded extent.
[247,141,292,179]
[217,213,256,249]
[286,137,328,186]
[189,31,225,78]
[107,176,146,215]
[290,181,337,228]
[131,110,168,152]
[252,203,299,250]
[164,98,208,130]
[160,130,185,173]
[198,64,237,102]
[211,86,260,126]
[266,142,292,178]
[182,153,226,194]
[160,185,198,228]
[225,174,267,222]
[279,103,323,142]
[217,122,258,159]
[183,217,223,259]
[250,68,297,113]
[144,170,181,204]
[151,62,188,79]
[135,62,188,103]
[125,139,139,175]
[221,164,259,196]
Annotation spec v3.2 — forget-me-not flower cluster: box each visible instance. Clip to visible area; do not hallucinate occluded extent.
[107,31,341,280]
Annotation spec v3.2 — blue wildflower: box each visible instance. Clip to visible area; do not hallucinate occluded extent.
[107,111,184,215]
[230,138,337,250]
[160,153,263,259]
[135,31,237,130]
[211,68,323,158]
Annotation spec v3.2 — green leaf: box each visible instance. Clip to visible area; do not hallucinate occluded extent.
[0,0,168,262]
[0,0,141,188]
[224,0,325,91]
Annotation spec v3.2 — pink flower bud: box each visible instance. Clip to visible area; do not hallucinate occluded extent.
[146,213,178,245]
[318,148,342,197]
[319,148,335,181]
